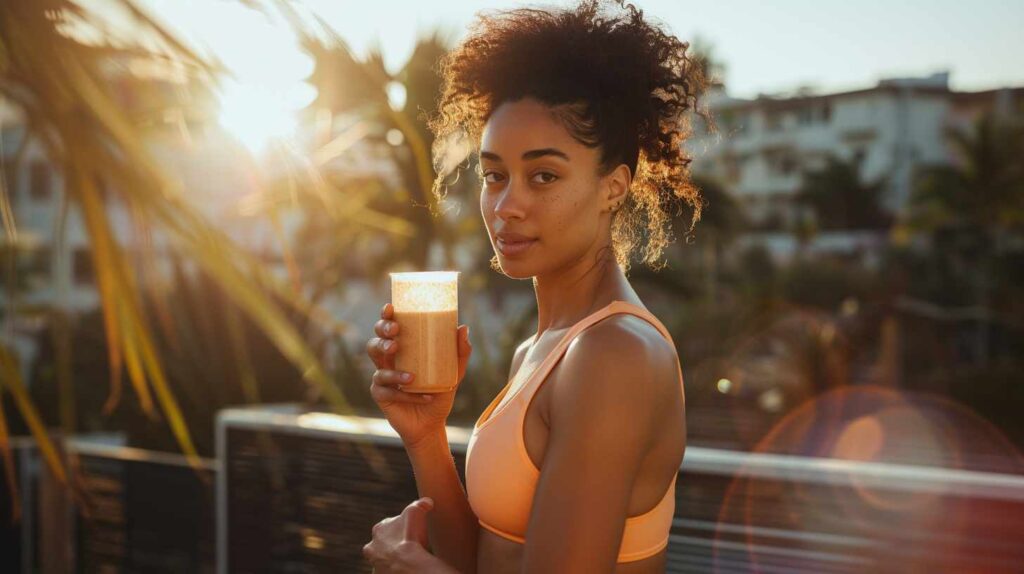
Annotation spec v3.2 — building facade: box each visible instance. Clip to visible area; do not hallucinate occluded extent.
[689,72,1023,263]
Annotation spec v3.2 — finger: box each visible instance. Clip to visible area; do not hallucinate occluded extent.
[366,337,387,369]
[362,541,376,560]
[402,497,434,515]
[456,326,472,384]
[372,369,414,388]
[457,325,472,358]
[374,319,398,338]
[366,337,397,369]
[381,303,394,320]
[371,383,434,404]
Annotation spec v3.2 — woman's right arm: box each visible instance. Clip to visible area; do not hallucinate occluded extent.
[367,303,478,573]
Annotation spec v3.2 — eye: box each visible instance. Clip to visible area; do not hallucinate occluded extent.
[531,171,558,184]
[482,171,506,184]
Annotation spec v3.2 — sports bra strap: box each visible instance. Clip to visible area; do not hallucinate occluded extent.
[525,301,676,390]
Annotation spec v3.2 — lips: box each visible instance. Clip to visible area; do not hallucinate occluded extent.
[495,233,537,257]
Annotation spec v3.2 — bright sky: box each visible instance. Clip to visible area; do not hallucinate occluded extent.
[138,0,1024,100]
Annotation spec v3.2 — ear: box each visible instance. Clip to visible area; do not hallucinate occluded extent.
[602,163,631,211]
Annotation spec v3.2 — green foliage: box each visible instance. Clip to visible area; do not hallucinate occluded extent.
[28,262,309,456]
[780,256,878,311]
[795,154,892,231]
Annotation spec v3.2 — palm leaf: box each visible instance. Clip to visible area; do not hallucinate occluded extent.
[75,165,156,416]
[0,387,21,522]
[0,346,67,485]
[0,0,362,470]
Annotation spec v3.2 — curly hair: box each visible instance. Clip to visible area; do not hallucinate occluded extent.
[428,0,713,273]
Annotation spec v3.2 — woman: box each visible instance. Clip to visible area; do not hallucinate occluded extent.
[363,1,708,571]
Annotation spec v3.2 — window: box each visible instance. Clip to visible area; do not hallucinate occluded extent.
[764,148,798,176]
[852,147,867,166]
[797,103,831,125]
[28,246,51,282]
[764,111,783,131]
[760,209,786,231]
[73,248,94,285]
[723,153,742,185]
[779,154,798,175]
[30,161,51,201]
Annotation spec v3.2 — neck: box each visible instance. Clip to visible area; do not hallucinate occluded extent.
[532,238,632,338]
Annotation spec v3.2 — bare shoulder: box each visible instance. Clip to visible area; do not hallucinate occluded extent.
[554,313,680,424]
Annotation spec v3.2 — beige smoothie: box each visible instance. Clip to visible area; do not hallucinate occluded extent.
[394,308,458,393]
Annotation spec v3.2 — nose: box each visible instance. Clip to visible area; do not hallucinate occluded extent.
[493,177,528,222]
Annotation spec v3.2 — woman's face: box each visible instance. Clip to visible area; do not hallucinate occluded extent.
[478,98,619,280]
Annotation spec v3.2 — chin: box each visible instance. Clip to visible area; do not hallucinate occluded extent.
[491,253,535,280]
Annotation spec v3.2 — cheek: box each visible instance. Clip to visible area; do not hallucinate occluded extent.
[545,189,597,240]
[480,193,494,227]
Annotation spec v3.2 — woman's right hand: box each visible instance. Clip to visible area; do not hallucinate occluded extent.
[367,303,472,449]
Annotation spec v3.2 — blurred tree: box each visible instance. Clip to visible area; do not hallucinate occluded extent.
[28,258,309,456]
[908,112,1024,364]
[690,176,746,303]
[911,113,1024,240]
[295,29,535,407]
[795,154,892,231]
[0,0,352,483]
[303,31,462,273]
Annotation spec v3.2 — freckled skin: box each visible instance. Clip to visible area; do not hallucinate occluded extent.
[479,98,615,281]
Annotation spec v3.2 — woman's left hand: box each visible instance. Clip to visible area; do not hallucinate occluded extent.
[364,497,451,573]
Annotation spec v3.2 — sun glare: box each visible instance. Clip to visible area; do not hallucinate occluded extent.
[143,1,318,154]
[218,78,317,154]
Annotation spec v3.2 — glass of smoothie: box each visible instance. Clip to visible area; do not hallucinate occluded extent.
[389,271,459,393]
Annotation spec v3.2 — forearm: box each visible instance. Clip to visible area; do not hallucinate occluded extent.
[406,427,479,574]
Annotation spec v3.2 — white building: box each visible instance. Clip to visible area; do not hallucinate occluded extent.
[689,72,1024,264]
[1,114,102,314]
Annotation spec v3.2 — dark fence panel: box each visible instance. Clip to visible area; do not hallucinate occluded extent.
[218,407,1024,574]
[68,439,217,574]
[0,438,38,574]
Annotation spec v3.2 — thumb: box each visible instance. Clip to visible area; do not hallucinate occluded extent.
[456,326,472,385]
[403,497,434,545]
[458,325,472,356]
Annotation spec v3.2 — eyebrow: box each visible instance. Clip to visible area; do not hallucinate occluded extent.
[479,148,570,162]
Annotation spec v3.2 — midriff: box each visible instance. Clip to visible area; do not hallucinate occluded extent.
[477,529,667,574]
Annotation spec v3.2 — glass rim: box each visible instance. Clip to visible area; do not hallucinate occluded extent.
[389,271,460,282]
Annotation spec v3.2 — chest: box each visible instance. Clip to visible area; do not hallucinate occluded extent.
[492,333,567,466]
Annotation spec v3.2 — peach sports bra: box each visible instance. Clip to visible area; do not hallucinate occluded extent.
[465,300,683,563]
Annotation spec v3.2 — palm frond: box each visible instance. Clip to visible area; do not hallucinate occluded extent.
[0,345,67,484]
[0,387,22,522]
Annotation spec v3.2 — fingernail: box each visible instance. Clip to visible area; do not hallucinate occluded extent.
[401,373,412,382]
[384,341,394,351]
[422,497,434,507]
